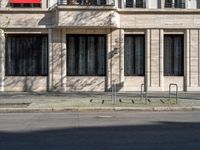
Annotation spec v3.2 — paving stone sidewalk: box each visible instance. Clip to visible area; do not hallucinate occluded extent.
[0,92,200,112]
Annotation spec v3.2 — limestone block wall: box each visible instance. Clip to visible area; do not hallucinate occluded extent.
[4,77,48,91]
[56,9,118,28]
[0,11,51,28]
[48,29,64,91]
[148,29,163,91]
[120,12,200,29]
[188,0,197,9]
[186,29,200,91]
[0,29,5,92]
[0,0,9,8]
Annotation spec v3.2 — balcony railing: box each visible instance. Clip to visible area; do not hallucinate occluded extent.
[165,2,185,8]
[57,0,114,6]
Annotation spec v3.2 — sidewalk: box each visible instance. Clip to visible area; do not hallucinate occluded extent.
[0,92,200,112]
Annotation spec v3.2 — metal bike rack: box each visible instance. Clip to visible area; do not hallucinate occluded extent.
[141,83,148,104]
[112,84,117,105]
[169,83,178,104]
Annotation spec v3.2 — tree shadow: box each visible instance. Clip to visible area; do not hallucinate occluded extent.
[0,121,200,150]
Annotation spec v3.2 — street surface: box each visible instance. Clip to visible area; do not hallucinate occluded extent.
[0,111,200,150]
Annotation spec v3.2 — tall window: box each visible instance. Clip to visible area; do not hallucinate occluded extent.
[67,35,106,76]
[124,35,145,76]
[5,34,48,76]
[164,35,184,76]
[126,0,145,8]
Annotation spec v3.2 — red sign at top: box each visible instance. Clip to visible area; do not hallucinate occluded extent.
[10,0,41,3]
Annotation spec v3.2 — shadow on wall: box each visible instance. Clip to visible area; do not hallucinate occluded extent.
[4,76,48,92]
[38,12,52,27]
[50,8,115,27]
[0,121,200,150]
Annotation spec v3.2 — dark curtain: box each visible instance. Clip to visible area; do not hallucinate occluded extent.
[136,0,144,8]
[165,0,173,7]
[67,35,106,76]
[126,0,134,7]
[124,35,145,76]
[6,35,48,76]
[175,0,185,8]
[164,35,184,76]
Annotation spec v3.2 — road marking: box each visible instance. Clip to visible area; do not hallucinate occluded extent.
[96,116,114,118]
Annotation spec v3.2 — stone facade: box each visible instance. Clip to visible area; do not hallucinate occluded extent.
[0,0,200,92]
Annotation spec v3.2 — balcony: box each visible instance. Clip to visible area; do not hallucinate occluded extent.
[57,0,115,6]
[165,2,185,8]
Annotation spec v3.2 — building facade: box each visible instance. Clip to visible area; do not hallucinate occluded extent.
[0,0,200,92]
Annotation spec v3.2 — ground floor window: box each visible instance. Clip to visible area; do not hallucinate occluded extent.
[164,34,184,76]
[124,34,145,76]
[5,34,48,76]
[67,34,106,76]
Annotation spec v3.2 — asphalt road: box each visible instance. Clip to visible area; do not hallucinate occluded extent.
[0,111,200,150]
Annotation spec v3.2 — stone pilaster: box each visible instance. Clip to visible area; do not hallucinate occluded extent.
[42,0,47,8]
[51,29,63,91]
[61,29,66,91]
[0,29,5,92]
[160,0,165,8]
[159,29,164,91]
[148,29,162,91]
[184,29,190,91]
[48,28,53,91]
[107,29,122,91]
[145,29,150,91]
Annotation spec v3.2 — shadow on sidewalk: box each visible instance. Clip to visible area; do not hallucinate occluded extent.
[0,121,200,150]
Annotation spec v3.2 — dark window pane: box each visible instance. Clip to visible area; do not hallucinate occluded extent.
[164,34,184,76]
[124,35,145,76]
[175,0,185,8]
[67,35,106,76]
[126,0,134,7]
[136,0,144,8]
[11,3,41,8]
[5,34,48,76]
[126,0,145,8]
[165,0,173,8]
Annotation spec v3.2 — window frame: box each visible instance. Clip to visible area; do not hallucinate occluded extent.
[124,34,145,76]
[125,0,146,8]
[165,0,185,8]
[5,34,49,76]
[164,34,184,76]
[66,34,107,76]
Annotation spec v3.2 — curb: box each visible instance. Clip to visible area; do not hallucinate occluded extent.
[0,106,199,113]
